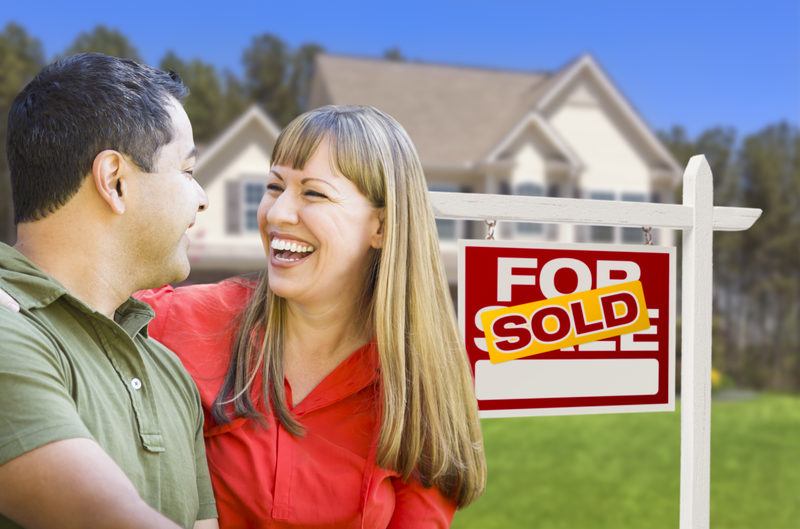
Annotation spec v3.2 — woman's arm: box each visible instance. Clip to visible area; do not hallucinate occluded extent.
[0,288,19,312]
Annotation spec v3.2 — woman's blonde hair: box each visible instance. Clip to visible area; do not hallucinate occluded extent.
[213,105,486,507]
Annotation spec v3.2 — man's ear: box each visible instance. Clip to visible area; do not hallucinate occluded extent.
[370,208,385,249]
[91,150,128,215]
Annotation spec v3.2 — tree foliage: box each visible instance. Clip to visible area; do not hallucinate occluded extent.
[661,123,800,390]
[160,51,225,143]
[242,34,323,125]
[0,22,45,243]
[64,25,141,60]
[289,43,324,114]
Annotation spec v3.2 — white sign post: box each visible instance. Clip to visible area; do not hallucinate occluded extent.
[430,155,761,529]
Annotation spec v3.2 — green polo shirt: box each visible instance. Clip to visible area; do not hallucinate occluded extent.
[0,243,216,528]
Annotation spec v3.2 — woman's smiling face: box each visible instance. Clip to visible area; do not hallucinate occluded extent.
[258,138,383,306]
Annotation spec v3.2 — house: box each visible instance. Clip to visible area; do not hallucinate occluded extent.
[186,53,681,285]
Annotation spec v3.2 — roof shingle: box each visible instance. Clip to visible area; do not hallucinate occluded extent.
[313,54,555,167]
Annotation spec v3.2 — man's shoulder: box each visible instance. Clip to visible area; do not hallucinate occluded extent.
[0,306,59,353]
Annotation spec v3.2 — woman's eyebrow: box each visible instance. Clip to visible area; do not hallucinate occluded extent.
[269,169,337,192]
[301,177,337,191]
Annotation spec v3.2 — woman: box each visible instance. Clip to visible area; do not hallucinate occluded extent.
[0,105,486,527]
[144,105,484,528]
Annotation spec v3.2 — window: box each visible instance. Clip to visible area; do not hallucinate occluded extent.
[587,191,650,243]
[589,191,615,242]
[621,193,647,243]
[515,182,545,235]
[243,182,265,232]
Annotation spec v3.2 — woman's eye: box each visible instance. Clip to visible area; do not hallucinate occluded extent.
[304,190,327,199]
[267,184,283,192]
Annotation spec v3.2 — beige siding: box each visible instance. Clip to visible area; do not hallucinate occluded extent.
[550,83,651,196]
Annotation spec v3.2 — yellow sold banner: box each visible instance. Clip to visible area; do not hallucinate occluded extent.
[481,280,650,364]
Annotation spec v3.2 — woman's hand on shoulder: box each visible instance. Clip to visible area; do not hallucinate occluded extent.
[0,288,20,313]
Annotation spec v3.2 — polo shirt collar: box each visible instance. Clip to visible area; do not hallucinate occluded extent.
[0,242,154,338]
[0,242,68,310]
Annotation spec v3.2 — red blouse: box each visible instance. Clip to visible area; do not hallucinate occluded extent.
[137,279,456,529]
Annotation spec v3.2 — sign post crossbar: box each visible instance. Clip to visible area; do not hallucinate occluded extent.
[434,155,762,529]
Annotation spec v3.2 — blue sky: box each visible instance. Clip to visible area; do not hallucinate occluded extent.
[4,0,798,138]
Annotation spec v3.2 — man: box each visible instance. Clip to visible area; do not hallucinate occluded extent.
[0,53,217,529]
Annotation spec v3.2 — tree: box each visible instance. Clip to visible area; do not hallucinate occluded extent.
[734,123,800,389]
[0,22,45,244]
[64,25,140,60]
[220,70,249,129]
[241,35,324,125]
[658,126,696,185]
[160,51,224,143]
[661,122,800,390]
[288,43,324,113]
[242,34,293,123]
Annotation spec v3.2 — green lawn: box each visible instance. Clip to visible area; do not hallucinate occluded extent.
[453,394,800,529]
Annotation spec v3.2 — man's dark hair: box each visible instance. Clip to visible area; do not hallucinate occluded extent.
[6,52,189,223]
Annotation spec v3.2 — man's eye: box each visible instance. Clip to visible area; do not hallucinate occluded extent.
[305,190,327,198]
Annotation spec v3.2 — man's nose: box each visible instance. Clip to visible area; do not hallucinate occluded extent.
[195,179,209,212]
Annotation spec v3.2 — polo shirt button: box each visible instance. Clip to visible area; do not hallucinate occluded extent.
[131,378,142,390]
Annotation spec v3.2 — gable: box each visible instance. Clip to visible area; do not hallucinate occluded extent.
[536,56,681,180]
[195,106,280,188]
[488,113,583,176]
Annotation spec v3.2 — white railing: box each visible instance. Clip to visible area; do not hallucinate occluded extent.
[430,155,762,529]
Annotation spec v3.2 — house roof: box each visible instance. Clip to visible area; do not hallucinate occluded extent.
[313,54,681,181]
[313,54,553,168]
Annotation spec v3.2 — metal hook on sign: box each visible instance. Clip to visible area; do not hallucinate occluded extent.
[642,226,653,245]
[485,219,496,240]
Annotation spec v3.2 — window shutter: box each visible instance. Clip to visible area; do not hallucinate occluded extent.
[226,181,242,234]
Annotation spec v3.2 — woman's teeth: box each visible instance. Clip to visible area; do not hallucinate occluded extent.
[270,238,315,253]
[271,238,316,262]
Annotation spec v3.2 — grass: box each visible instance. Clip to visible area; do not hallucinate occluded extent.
[452,394,800,529]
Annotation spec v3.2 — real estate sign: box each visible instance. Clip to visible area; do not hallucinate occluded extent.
[459,240,676,417]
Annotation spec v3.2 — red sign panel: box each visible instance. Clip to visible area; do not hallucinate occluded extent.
[459,241,676,417]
